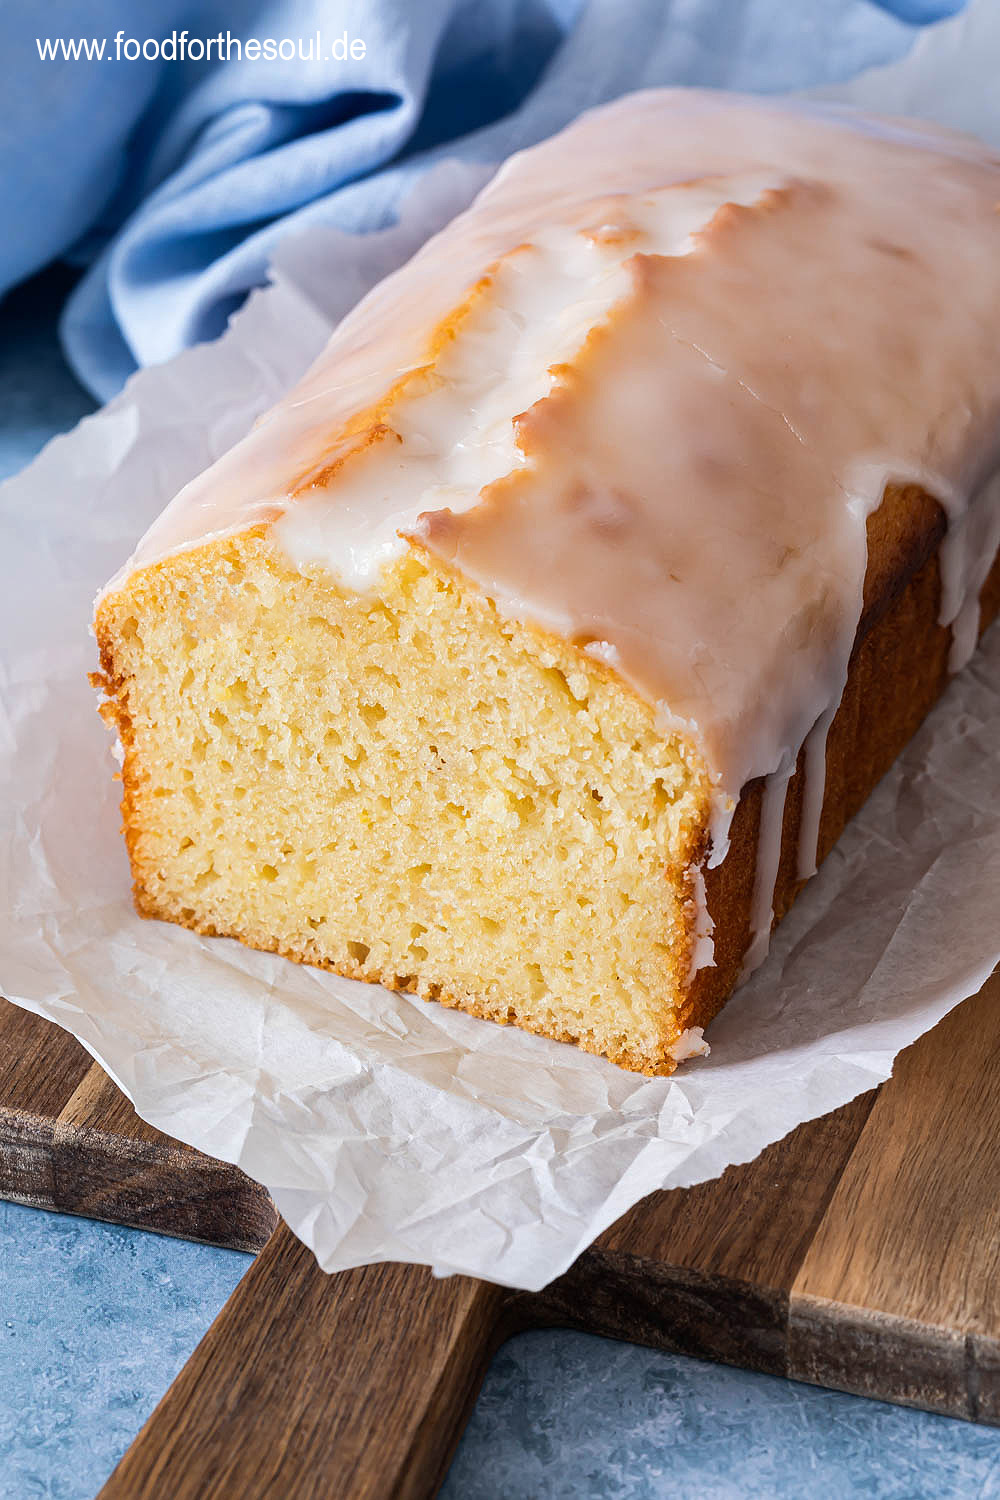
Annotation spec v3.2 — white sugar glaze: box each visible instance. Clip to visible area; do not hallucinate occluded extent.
[100,89,1000,985]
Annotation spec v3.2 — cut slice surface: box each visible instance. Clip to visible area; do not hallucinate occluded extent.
[95,531,712,1073]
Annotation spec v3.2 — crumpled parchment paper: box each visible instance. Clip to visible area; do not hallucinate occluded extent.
[2,7,999,1291]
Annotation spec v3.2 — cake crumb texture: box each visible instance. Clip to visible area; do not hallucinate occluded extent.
[95,532,712,1075]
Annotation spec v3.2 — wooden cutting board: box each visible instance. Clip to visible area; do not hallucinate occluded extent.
[2,974,999,1500]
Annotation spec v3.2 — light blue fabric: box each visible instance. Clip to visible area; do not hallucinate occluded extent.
[0,0,965,399]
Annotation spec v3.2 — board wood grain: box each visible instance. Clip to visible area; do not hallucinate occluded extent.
[789,968,1000,1422]
[2,976,997,1499]
[0,999,277,1251]
[99,1226,508,1500]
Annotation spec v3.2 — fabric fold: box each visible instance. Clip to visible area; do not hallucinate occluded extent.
[0,0,956,397]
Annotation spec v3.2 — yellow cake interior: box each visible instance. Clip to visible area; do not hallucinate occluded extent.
[95,530,712,1073]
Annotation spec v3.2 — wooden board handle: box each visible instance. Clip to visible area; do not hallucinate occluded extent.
[98,1223,510,1500]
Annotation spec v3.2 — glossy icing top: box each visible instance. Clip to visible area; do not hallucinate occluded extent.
[104,88,1000,870]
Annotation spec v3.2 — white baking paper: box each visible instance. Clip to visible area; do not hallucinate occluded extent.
[2,8,1000,1292]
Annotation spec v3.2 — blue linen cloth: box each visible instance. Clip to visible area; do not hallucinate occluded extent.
[0,0,965,400]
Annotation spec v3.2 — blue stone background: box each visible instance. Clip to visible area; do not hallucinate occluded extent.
[3,267,1000,1497]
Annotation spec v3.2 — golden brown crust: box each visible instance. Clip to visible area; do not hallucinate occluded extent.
[685,484,1000,1041]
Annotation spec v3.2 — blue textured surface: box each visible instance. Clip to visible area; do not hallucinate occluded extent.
[4,266,1000,1497]
[5,1201,1000,1500]
[0,1201,250,1499]
[445,1332,1000,1499]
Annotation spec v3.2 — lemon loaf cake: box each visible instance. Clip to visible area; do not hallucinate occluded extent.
[93,90,1000,1075]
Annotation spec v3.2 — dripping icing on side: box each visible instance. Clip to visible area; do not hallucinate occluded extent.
[686,864,716,982]
[797,705,838,883]
[939,469,1000,672]
[669,1027,711,1062]
[743,463,1000,974]
[97,89,1000,991]
[740,757,796,982]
